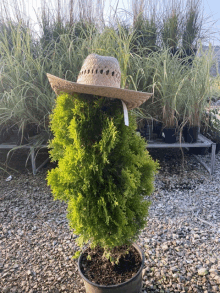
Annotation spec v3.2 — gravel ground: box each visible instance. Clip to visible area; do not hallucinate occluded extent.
[0,147,220,293]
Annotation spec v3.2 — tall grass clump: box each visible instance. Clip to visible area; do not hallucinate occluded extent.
[182,0,203,52]
[131,0,158,54]
[150,48,191,128]
[182,44,217,127]
[0,0,104,145]
[0,0,217,150]
[0,20,55,144]
[161,7,180,51]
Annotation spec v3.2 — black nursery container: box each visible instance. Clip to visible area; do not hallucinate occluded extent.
[183,126,199,143]
[78,244,145,293]
[153,121,163,139]
[163,128,177,143]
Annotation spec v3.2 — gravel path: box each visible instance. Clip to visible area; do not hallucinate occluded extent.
[0,148,220,293]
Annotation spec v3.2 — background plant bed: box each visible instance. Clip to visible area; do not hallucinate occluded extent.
[79,244,143,287]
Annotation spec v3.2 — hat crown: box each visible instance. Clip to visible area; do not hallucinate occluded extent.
[77,54,121,88]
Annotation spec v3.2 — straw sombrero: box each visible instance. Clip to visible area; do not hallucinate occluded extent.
[47,54,152,111]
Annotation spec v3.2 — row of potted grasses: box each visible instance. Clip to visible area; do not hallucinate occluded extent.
[0,0,219,147]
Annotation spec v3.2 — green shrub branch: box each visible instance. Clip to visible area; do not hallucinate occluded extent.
[47,93,159,254]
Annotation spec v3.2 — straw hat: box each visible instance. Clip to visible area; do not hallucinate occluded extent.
[47,53,152,110]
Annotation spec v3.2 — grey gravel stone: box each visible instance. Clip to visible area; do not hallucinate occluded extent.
[198,268,209,276]
[215,276,220,284]
[139,148,220,292]
[210,268,219,275]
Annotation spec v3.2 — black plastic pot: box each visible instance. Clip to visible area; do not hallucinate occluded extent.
[138,120,153,140]
[213,143,220,154]
[0,127,11,143]
[153,121,163,139]
[163,128,176,144]
[78,243,144,293]
[182,126,188,143]
[184,126,199,143]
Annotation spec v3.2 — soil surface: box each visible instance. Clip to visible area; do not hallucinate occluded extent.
[80,245,142,286]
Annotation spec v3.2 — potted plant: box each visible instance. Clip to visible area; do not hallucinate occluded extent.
[182,44,216,143]
[151,48,188,143]
[46,54,158,292]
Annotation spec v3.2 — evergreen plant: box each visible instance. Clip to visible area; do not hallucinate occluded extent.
[47,93,158,258]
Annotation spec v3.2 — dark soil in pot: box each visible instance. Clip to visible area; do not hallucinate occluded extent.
[79,245,142,286]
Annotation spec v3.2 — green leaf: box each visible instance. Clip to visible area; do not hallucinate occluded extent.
[72,251,81,259]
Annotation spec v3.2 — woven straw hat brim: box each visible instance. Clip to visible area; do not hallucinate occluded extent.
[47,73,152,110]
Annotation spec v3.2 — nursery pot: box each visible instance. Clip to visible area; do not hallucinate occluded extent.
[184,126,199,143]
[153,121,163,139]
[78,243,145,293]
[163,128,177,144]
[182,126,188,143]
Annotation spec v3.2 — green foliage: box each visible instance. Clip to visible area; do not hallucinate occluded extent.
[0,20,54,142]
[178,43,216,128]
[0,0,214,154]
[133,15,157,54]
[72,250,81,259]
[182,1,202,51]
[47,93,158,254]
[161,11,179,49]
[183,46,216,127]
[149,48,190,128]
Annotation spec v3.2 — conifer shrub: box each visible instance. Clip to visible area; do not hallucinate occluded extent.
[47,93,158,257]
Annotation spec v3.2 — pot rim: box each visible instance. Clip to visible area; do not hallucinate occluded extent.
[78,243,144,289]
